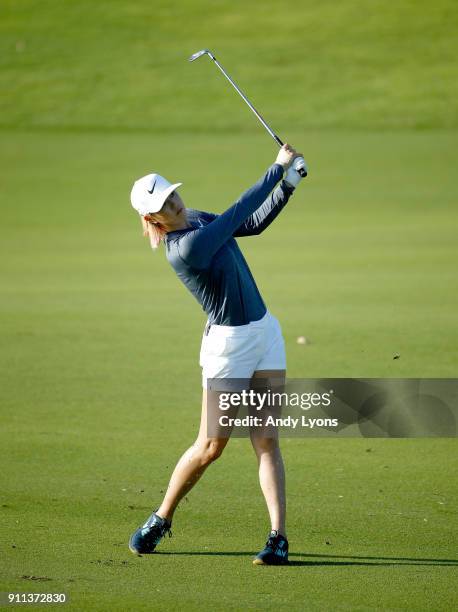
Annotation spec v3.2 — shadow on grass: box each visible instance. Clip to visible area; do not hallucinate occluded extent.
[154,551,457,567]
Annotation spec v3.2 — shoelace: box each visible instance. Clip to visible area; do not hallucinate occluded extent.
[144,522,172,544]
[151,510,172,538]
[265,535,277,551]
[265,532,288,554]
[157,523,173,539]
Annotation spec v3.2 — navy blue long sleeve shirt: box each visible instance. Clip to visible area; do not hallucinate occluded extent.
[164,163,294,326]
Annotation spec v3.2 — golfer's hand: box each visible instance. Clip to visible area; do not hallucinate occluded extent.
[275,144,303,171]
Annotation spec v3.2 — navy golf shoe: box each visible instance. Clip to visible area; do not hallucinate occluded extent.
[129,512,172,555]
[253,530,289,565]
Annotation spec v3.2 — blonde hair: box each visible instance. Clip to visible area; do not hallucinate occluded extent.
[141,217,167,250]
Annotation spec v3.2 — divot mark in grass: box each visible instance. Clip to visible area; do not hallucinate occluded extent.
[90,559,132,566]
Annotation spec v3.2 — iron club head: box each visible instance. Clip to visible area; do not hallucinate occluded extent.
[188,49,215,62]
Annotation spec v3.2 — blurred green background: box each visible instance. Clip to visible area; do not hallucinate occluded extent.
[1,1,457,611]
[1,0,457,130]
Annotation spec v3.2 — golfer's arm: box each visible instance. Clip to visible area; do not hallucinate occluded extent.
[178,164,283,268]
[233,181,294,237]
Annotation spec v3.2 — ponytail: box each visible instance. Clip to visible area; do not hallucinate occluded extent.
[141,217,167,250]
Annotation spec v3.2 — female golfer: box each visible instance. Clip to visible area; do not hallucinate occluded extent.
[129,144,305,565]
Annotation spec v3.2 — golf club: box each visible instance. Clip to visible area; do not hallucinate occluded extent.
[189,49,307,177]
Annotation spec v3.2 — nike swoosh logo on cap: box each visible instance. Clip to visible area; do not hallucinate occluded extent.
[147,178,157,194]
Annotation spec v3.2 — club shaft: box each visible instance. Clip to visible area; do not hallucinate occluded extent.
[211,57,283,147]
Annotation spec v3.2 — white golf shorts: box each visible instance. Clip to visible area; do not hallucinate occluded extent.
[199,310,286,389]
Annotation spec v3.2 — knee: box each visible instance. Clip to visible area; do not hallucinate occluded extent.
[251,435,279,456]
[199,439,226,466]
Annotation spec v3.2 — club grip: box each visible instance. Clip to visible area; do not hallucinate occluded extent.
[294,156,308,177]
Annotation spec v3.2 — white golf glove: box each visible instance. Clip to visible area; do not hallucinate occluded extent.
[284,157,307,188]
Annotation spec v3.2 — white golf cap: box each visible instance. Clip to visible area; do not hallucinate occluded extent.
[130,173,183,216]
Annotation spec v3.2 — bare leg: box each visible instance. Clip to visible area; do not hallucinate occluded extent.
[156,390,229,522]
[250,369,287,537]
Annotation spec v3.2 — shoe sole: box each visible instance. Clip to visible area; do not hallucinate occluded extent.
[128,534,155,556]
[128,537,141,555]
[253,558,265,565]
[252,557,289,566]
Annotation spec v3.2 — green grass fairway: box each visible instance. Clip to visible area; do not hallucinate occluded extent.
[1,0,458,609]
[1,129,457,611]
